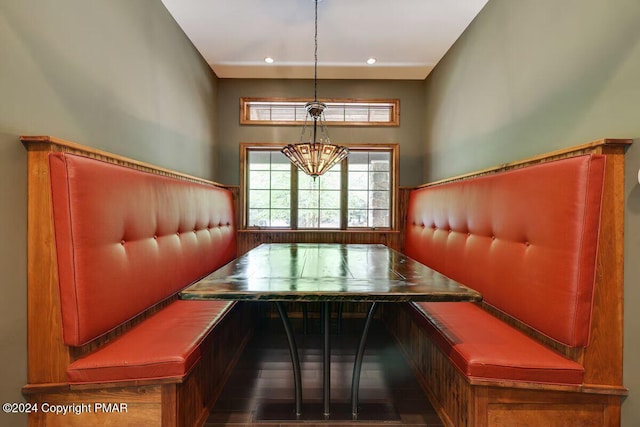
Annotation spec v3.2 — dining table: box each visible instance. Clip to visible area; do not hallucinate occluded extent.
[179,243,482,420]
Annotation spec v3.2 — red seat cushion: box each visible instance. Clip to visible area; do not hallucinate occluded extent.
[67,300,233,384]
[412,302,585,385]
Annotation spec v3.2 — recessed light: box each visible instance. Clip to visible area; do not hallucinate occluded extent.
[264,57,274,64]
[366,58,377,65]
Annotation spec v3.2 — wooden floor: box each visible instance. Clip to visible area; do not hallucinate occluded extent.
[205,315,444,426]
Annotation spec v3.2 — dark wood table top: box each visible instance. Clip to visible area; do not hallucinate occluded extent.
[179,243,481,303]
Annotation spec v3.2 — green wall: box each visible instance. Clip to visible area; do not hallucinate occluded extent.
[422,0,640,424]
[0,1,219,426]
[216,79,425,186]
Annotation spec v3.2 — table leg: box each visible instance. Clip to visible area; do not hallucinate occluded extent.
[337,302,344,334]
[351,302,378,417]
[322,301,331,416]
[302,304,308,334]
[274,301,303,416]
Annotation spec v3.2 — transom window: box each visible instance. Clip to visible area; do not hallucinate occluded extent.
[241,144,398,230]
[240,98,399,127]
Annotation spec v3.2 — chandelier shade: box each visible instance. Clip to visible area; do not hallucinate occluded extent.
[281,0,349,177]
[282,142,349,178]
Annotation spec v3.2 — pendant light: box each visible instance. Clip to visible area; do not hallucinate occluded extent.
[281,0,349,178]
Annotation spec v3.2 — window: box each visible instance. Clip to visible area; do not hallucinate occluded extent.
[240,98,400,126]
[241,143,398,230]
[347,151,391,228]
[246,151,291,227]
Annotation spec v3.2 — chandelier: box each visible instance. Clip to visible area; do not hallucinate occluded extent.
[281,0,349,178]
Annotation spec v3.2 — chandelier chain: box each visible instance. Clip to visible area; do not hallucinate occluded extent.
[314,0,318,102]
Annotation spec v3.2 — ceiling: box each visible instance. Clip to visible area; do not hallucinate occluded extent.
[161,0,488,80]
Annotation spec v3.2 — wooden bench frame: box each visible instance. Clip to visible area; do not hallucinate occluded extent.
[383,138,630,426]
[21,136,255,427]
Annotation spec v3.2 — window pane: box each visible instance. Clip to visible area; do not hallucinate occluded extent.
[370,152,390,171]
[369,151,390,163]
[370,191,390,209]
[248,151,271,169]
[348,152,369,170]
[348,191,367,209]
[298,172,319,190]
[249,190,270,209]
[370,172,389,190]
[349,172,368,190]
[295,106,307,121]
[319,210,340,228]
[369,107,390,122]
[298,209,319,228]
[323,107,344,122]
[370,210,390,228]
[348,209,368,227]
[271,209,291,227]
[248,209,269,227]
[320,171,340,190]
[344,107,368,121]
[249,171,270,189]
[299,190,319,209]
[270,106,295,121]
[319,191,340,209]
[249,107,271,121]
[271,152,291,170]
[271,171,290,189]
[271,190,290,209]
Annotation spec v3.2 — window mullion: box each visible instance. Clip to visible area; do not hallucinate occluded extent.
[290,164,298,229]
[340,157,348,230]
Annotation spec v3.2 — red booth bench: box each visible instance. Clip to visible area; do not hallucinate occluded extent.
[21,136,254,427]
[384,140,629,426]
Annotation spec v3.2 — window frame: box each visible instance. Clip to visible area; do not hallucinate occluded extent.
[240,97,400,127]
[240,142,399,231]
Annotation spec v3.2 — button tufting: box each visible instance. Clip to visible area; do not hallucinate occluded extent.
[153,235,158,240]
[120,239,126,245]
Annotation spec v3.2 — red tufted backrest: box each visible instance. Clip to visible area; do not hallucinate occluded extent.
[405,155,605,348]
[49,153,237,346]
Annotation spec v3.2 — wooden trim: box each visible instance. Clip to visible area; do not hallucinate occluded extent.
[240,97,400,127]
[20,135,228,188]
[25,147,69,384]
[418,138,632,188]
[581,141,627,387]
